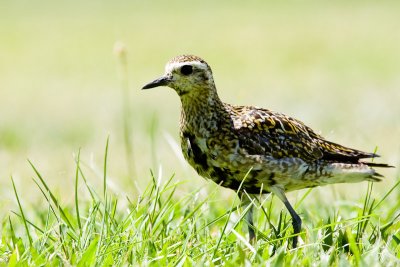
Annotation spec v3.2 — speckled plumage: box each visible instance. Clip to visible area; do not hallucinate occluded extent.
[143,54,391,247]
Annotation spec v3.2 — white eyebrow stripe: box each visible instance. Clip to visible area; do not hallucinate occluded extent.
[165,61,208,73]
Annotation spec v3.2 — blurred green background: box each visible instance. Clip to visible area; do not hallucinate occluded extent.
[1,1,399,214]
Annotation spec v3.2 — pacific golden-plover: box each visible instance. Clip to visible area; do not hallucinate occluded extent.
[142,55,391,248]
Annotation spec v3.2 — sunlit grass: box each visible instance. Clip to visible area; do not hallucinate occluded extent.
[2,141,400,265]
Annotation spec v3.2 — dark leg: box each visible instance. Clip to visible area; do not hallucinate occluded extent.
[271,187,302,248]
[247,204,256,243]
[241,193,256,243]
[282,198,302,248]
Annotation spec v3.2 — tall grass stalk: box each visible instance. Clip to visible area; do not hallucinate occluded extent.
[114,41,135,179]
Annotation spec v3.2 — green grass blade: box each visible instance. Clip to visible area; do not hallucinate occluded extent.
[212,167,252,259]
[103,136,110,198]
[75,149,82,232]
[8,216,18,248]
[28,160,75,231]
[11,176,32,246]
[372,178,400,210]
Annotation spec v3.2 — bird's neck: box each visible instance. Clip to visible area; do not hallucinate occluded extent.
[179,87,231,135]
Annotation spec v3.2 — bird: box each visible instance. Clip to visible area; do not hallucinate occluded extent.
[142,54,392,248]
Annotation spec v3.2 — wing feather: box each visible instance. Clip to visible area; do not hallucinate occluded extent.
[231,105,378,164]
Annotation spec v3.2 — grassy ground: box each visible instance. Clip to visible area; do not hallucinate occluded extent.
[1,0,400,265]
[2,147,400,265]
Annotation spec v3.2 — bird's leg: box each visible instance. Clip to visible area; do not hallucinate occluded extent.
[283,199,302,248]
[271,186,302,248]
[247,204,256,243]
[240,192,256,243]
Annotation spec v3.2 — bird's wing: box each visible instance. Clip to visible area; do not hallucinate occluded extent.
[232,106,376,163]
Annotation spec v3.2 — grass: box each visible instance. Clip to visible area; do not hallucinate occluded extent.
[2,141,400,265]
[1,0,400,265]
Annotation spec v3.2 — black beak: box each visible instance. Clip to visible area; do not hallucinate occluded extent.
[142,76,171,89]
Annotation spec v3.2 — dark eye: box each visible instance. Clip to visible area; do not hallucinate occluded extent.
[180,65,193,75]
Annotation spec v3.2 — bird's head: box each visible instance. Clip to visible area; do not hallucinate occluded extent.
[142,55,216,97]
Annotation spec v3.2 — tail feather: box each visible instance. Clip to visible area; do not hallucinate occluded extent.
[363,161,393,182]
[323,162,389,184]
[363,162,395,168]
[368,172,383,182]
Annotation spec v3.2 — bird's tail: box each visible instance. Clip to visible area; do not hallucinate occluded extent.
[321,161,392,184]
[362,162,394,168]
[362,161,394,182]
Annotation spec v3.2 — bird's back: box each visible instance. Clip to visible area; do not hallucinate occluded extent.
[229,104,377,163]
[227,104,390,188]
